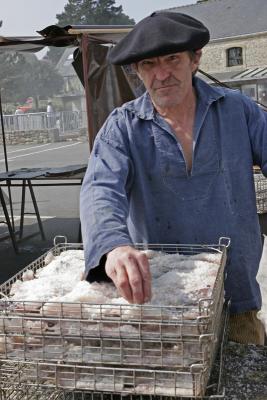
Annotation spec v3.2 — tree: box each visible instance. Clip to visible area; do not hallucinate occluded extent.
[47,0,135,64]
[0,51,64,110]
[56,0,134,26]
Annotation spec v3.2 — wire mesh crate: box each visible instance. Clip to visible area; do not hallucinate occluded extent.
[0,238,229,370]
[0,305,229,399]
[0,360,219,398]
[0,290,225,368]
[0,238,230,399]
[0,390,225,400]
[254,169,267,213]
[0,303,222,368]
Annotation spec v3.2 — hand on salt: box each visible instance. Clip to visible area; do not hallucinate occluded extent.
[105,245,151,304]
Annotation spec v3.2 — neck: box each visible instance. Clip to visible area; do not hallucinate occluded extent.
[153,87,197,123]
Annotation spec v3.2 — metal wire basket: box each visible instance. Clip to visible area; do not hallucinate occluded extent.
[0,360,222,399]
[0,238,230,398]
[0,387,225,400]
[254,169,267,213]
[0,238,229,368]
[0,304,229,400]
[0,312,228,400]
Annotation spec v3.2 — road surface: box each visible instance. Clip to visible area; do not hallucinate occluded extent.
[0,141,90,231]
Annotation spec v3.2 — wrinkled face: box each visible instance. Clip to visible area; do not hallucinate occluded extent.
[134,51,201,109]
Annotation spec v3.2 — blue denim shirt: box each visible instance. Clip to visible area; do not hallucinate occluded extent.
[80,77,267,313]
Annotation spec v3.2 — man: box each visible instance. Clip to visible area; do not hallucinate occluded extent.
[47,100,55,129]
[80,12,266,344]
[47,100,53,114]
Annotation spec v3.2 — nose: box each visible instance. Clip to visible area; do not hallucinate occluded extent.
[153,64,171,81]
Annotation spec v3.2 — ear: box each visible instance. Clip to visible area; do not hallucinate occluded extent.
[191,50,202,73]
[194,50,202,65]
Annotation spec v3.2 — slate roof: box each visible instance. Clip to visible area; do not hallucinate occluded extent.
[197,67,267,84]
[164,0,267,40]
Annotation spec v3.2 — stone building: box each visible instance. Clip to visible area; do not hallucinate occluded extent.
[167,0,267,106]
[56,47,86,112]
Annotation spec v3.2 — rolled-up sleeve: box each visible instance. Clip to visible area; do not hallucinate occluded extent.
[80,114,134,274]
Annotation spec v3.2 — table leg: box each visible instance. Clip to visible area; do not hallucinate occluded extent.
[19,180,26,239]
[27,180,46,240]
[0,187,18,253]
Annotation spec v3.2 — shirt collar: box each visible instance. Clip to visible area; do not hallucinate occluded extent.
[193,76,226,105]
[124,76,226,120]
[124,91,155,120]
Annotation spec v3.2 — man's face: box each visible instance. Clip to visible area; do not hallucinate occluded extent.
[134,51,201,109]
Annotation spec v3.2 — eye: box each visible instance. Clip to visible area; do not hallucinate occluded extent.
[140,60,154,67]
[168,55,180,62]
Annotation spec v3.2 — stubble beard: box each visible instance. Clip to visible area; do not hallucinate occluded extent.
[150,77,183,109]
[150,87,183,109]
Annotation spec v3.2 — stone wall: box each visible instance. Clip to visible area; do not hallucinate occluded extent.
[200,33,267,74]
[0,129,87,145]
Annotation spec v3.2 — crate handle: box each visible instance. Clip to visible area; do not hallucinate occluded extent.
[190,363,206,373]
[53,235,67,246]
[219,237,231,248]
[199,333,215,344]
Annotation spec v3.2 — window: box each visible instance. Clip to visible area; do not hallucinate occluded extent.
[258,82,267,107]
[241,84,257,101]
[227,47,243,67]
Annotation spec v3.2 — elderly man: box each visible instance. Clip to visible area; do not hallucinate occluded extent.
[80,12,266,344]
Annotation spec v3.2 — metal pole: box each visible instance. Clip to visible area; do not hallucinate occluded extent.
[0,90,9,172]
[81,34,95,153]
[0,90,16,231]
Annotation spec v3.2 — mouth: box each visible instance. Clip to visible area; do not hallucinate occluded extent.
[154,84,178,91]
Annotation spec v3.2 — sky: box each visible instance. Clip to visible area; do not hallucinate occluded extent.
[0,0,197,37]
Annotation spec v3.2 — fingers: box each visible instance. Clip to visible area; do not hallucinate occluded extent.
[115,264,134,303]
[105,246,152,304]
[137,252,151,303]
[123,254,145,304]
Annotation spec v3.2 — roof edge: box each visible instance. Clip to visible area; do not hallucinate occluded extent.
[209,30,267,43]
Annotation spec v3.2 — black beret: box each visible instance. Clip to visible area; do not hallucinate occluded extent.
[108,12,210,65]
